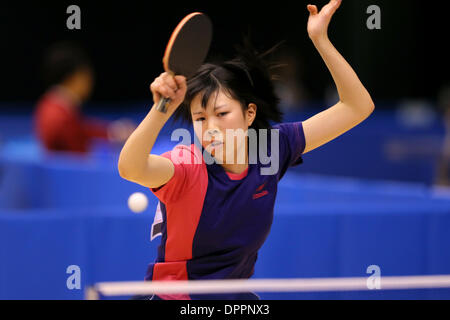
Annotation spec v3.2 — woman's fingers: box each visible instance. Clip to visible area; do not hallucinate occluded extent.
[161,72,179,91]
[150,73,179,100]
[321,0,341,16]
[150,81,161,101]
[150,73,187,111]
[308,0,341,16]
[174,76,186,91]
[307,4,318,15]
[151,81,175,100]
[159,85,177,99]
[173,76,187,101]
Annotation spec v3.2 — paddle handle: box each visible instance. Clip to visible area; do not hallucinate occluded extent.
[155,71,177,113]
[155,97,170,113]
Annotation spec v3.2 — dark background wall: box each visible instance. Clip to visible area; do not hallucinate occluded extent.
[0,0,447,110]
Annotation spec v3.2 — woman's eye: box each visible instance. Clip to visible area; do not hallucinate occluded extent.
[218,112,228,117]
[195,117,205,122]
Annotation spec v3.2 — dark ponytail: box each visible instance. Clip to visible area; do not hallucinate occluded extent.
[174,37,285,131]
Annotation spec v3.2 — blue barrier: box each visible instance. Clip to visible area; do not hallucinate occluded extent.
[0,107,446,185]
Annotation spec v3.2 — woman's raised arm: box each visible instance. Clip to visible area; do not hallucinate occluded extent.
[118,73,186,188]
[302,0,375,155]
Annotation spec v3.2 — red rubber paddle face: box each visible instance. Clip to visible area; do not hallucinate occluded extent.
[162,12,213,78]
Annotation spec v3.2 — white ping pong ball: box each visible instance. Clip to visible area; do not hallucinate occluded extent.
[128,192,148,213]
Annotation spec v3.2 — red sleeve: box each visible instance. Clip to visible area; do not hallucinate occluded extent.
[82,117,109,140]
[150,144,205,204]
[34,97,89,153]
[57,118,90,153]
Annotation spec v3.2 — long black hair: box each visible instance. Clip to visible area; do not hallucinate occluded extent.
[173,38,284,131]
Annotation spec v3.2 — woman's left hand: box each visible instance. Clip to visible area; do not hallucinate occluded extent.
[307,0,342,42]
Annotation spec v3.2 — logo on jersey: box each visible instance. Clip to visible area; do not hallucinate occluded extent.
[253,182,269,200]
[150,202,163,241]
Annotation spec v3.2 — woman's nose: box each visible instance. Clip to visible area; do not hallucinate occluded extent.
[205,118,221,136]
[205,127,221,139]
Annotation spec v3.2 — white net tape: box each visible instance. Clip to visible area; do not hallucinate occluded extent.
[86,275,450,300]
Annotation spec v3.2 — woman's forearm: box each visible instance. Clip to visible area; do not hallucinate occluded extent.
[312,36,374,112]
[118,105,169,179]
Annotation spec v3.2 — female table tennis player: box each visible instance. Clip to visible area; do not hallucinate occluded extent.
[119,0,374,300]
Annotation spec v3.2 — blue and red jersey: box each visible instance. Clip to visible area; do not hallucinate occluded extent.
[146,121,305,299]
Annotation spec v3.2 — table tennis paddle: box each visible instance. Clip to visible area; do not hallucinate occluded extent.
[155,12,213,113]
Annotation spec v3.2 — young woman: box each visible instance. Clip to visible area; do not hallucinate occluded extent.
[119,0,374,300]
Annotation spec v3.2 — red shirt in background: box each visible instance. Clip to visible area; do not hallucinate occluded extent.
[34,86,109,153]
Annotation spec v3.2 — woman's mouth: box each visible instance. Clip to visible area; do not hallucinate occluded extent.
[209,141,223,150]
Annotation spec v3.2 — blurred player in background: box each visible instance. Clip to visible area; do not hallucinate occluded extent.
[34,41,135,154]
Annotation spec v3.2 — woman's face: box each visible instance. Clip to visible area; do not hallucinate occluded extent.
[190,89,256,164]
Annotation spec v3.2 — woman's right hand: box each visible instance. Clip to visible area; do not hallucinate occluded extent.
[150,72,187,114]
